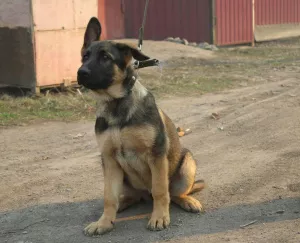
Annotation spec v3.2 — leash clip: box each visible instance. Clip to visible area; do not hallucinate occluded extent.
[133,59,160,69]
[138,44,142,51]
[133,60,140,69]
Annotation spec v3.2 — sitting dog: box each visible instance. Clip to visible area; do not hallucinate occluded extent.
[77,17,205,236]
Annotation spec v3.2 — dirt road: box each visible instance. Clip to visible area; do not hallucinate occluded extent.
[1,72,300,242]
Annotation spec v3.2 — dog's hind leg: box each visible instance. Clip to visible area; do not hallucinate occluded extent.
[169,149,205,213]
[118,180,150,213]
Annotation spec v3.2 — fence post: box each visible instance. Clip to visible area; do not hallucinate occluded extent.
[211,0,216,45]
[252,0,255,47]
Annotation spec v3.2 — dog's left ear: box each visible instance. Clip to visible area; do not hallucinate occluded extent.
[81,17,102,54]
[115,43,150,64]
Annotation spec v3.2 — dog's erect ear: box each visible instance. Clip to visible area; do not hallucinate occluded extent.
[115,43,150,65]
[82,17,101,51]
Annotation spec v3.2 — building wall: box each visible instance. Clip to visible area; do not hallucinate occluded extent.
[123,0,212,43]
[98,0,125,40]
[214,0,300,46]
[254,0,300,42]
[0,0,32,27]
[0,0,36,89]
[256,0,300,25]
[214,0,254,46]
[32,0,98,87]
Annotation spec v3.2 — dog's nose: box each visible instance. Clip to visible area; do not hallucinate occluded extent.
[77,68,91,79]
[77,67,91,85]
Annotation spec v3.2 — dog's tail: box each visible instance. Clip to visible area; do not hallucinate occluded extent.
[189,179,205,195]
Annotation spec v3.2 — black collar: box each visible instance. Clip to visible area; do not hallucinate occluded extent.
[133,59,159,69]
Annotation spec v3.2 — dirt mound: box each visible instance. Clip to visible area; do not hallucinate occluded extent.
[1,34,300,242]
[114,39,215,61]
[1,76,300,242]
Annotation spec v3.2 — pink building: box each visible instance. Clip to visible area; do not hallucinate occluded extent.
[0,0,97,93]
[1,0,300,93]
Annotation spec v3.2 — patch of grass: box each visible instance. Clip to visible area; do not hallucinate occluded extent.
[219,38,300,61]
[143,38,300,97]
[1,37,300,126]
[146,75,236,96]
[141,60,259,97]
[0,92,96,126]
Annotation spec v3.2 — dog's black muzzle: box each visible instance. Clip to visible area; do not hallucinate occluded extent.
[77,66,91,85]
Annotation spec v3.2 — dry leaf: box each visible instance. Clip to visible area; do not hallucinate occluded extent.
[178,131,185,137]
[211,112,220,120]
[177,127,184,132]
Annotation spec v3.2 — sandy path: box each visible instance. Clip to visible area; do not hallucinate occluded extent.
[1,76,300,242]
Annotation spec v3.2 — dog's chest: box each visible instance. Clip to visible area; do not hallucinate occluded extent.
[116,149,151,190]
[97,128,152,190]
[95,128,124,151]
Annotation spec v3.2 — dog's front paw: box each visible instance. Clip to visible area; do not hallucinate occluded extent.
[84,220,114,236]
[147,214,170,231]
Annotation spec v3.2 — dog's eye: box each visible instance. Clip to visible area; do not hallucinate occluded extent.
[99,52,110,62]
[83,53,89,61]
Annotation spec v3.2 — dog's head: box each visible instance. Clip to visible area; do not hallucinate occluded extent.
[77,17,150,98]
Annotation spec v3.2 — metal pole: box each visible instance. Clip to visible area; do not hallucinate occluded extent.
[138,0,150,51]
[212,0,216,45]
[252,0,256,47]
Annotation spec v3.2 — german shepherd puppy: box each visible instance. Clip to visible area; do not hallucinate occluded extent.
[77,17,205,236]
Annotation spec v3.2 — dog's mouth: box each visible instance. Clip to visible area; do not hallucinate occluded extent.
[77,79,91,89]
[78,82,100,90]
[77,77,113,91]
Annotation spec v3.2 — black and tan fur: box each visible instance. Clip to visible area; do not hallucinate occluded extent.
[77,17,205,236]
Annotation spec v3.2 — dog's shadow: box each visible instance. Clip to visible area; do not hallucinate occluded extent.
[1,197,300,243]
